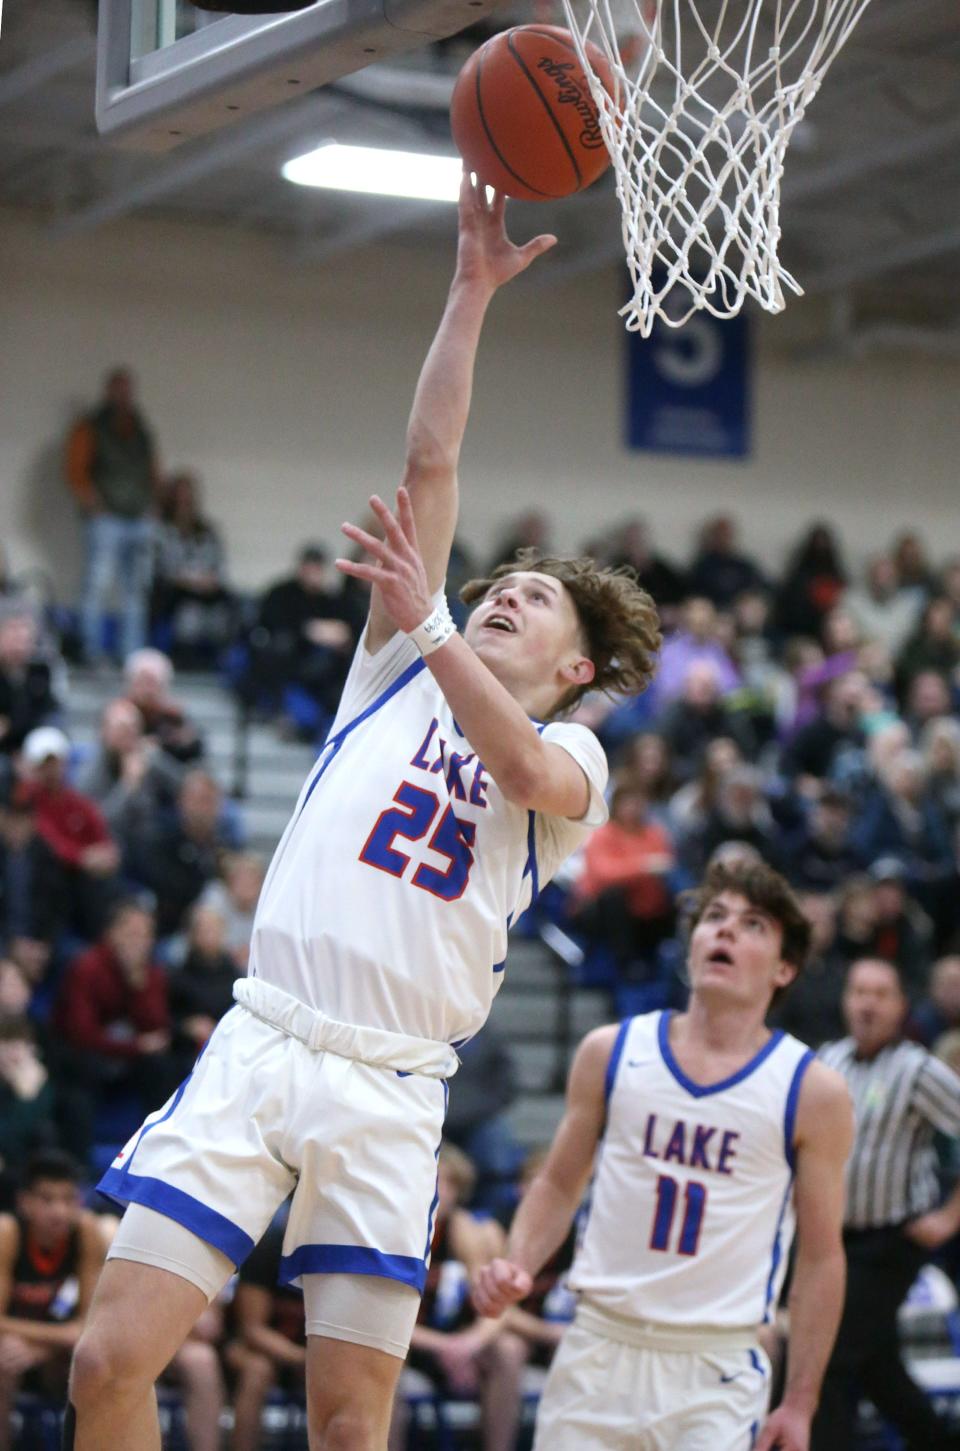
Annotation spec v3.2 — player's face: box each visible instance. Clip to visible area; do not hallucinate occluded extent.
[687,891,795,1009]
[464,571,592,708]
[19,1180,81,1243]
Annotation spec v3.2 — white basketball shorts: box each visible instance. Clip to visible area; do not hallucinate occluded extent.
[533,1306,771,1451]
[98,995,449,1301]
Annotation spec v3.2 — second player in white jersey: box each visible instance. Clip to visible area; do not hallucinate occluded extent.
[571,1011,813,1330]
[475,860,854,1451]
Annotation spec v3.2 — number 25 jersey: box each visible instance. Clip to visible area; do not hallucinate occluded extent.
[248,619,608,1046]
[570,1011,814,1328]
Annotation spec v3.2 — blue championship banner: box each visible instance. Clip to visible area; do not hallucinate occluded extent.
[625,283,752,458]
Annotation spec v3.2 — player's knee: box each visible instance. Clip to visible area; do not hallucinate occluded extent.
[70,1326,152,1406]
[312,1404,380,1451]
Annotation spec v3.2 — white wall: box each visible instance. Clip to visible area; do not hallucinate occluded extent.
[2,205,958,600]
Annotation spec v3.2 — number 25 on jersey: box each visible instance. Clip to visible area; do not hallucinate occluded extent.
[359,780,477,902]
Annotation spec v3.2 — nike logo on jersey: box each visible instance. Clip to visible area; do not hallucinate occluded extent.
[720,1372,745,1384]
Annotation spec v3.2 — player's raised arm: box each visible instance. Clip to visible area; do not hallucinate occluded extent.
[755,1062,854,1451]
[473,1025,614,1318]
[365,174,556,653]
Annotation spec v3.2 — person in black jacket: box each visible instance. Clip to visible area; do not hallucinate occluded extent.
[0,613,60,759]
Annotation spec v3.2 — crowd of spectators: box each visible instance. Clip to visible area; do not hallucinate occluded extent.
[1,365,960,1444]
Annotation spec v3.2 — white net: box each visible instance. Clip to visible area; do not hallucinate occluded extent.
[557,0,875,334]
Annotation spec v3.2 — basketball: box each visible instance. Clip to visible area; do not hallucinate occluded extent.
[450,26,614,202]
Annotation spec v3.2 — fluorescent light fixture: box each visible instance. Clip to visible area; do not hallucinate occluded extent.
[282,143,462,203]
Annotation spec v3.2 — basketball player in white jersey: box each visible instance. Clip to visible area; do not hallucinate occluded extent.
[64,175,661,1451]
[475,859,855,1451]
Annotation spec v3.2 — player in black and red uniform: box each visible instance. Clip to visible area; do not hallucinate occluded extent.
[225,1213,306,1451]
[0,1152,104,1451]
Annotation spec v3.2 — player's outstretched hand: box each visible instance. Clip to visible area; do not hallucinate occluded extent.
[455,170,556,294]
[754,1406,810,1451]
[472,1257,533,1318]
[337,487,432,635]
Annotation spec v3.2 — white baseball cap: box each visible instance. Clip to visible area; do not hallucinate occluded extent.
[22,726,71,765]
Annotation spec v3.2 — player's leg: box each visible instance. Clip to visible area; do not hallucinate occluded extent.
[169,1334,226,1451]
[303,1274,419,1450]
[477,1329,529,1451]
[68,1259,210,1450]
[532,1321,637,1450]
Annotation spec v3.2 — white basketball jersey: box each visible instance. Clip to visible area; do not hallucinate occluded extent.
[248,618,608,1045]
[570,1011,814,1328]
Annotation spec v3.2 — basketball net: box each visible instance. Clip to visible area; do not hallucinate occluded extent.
[554,0,875,334]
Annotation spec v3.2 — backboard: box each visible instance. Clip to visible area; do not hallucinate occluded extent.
[97,0,499,151]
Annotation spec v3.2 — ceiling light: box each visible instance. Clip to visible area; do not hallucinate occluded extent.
[282,143,462,203]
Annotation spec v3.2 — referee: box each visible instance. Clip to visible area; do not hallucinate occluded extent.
[813,957,960,1451]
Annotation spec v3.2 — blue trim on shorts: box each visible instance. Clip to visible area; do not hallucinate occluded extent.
[97,1167,255,1267]
[279,1243,428,1292]
[120,1069,195,1177]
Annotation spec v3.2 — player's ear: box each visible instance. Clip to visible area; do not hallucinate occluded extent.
[774,958,798,991]
[560,655,595,689]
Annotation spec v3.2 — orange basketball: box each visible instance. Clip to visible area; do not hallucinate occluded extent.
[450,25,614,202]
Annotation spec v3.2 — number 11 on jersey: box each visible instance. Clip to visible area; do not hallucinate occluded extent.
[650,1175,707,1256]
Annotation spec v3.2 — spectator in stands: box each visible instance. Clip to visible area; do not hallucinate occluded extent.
[939,556,960,620]
[226,1210,305,1451]
[17,727,120,940]
[921,716,960,828]
[903,668,954,742]
[843,554,922,659]
[615,731,676,824]
[687,514,765,608]
[895,596,960,701]
[65,367,161,666]
[0,959,30,1024]
[152,471,235,668]
[728,589,788,748]
[781,670,867,788]
[239,544,362,734]
[0,785,66,974]
[852,751,955,931]
[785,786,860,894]
[0,612,61,761]
[892,530,937,598]
[570,782,676,976]
[0,1019,57,1181]
[775,522,847,640]
[398,1144,526,1451]
[128,768,237,936]
[122,647,204,764]
[667,735,743,844]
[444,1025,522,1224]
[910,955,960,1049]
[76,697,183,843]
[199,851,264,971]
[168,903,237,1081]
[861,859,933,996]
[604,517,686,625]
[0,1150,105,1451]
[771,892,846,1049]
[485,509,551,575]
[659,659,755,781]
[814,960,960,1451]
[53,899,173,1164]
[654,597,740,704]
[691,764,782,875]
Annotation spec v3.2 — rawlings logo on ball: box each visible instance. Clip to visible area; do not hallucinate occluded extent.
[535,57,604,149]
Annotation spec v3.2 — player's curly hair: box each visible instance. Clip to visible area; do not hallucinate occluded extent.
[460,548,662,717]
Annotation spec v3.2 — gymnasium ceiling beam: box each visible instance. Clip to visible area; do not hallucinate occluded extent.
[0,36,94,109]
[46,95,344,239]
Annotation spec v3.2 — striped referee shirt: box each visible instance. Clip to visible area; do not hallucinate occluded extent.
[819,1037,960,1230]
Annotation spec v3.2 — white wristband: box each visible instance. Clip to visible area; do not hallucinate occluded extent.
[407,598,457,657]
